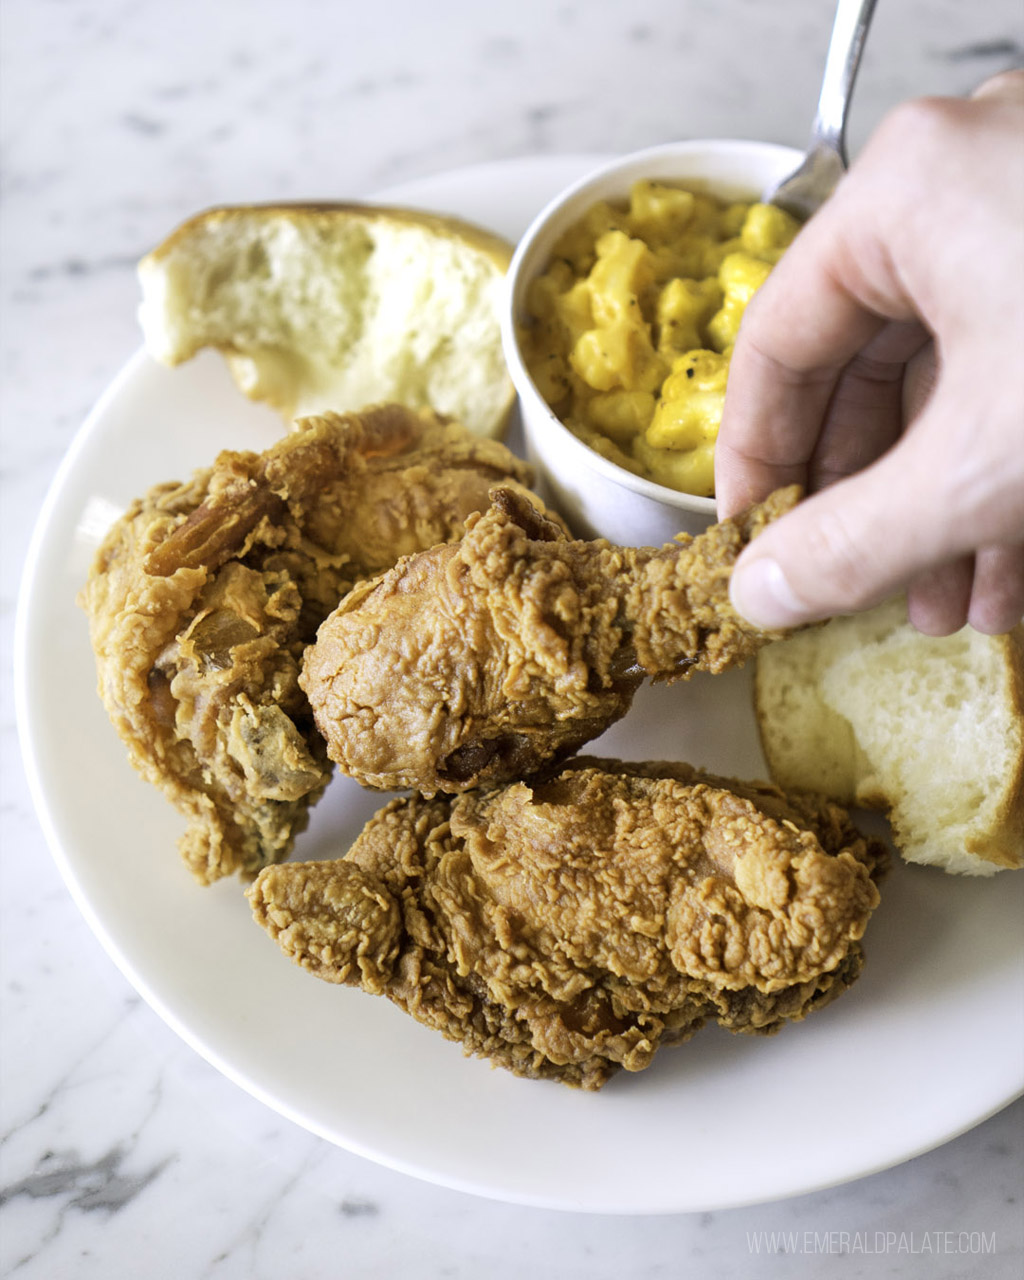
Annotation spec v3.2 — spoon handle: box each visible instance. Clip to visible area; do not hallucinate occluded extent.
[812,0,879,163]
[764,0,878,218]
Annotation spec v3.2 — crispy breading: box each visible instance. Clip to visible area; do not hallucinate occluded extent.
[248,758,885,1089]
[301,485,800,795]
[80,404,541,883]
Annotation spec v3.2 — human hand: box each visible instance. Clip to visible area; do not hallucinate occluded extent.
[715,70,1024,636]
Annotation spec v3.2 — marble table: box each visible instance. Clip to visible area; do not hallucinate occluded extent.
[3,2,1022,1275]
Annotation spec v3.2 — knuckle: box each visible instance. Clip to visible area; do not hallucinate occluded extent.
[842,348,911,387]
[970,68,1024,103]
[737,325,841,404]
[876,95,959,153]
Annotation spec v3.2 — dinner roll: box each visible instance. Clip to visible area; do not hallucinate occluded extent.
[755,596,1024,875]
[137,203,515,438]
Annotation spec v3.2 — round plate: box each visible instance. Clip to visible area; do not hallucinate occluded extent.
[15,156,1024,1214]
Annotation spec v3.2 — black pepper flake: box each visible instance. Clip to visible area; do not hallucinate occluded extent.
[686,367,695,378]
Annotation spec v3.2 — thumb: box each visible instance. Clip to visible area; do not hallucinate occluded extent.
[729,439,959,627]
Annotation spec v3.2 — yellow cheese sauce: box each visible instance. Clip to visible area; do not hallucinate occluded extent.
[520,181,799,497]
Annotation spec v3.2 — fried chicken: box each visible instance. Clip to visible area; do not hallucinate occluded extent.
[301,484,800,795]
[248,758,886,1089]
[80,403,544,883]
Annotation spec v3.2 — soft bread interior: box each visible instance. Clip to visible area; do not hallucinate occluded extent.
[138,206,514,438]
[756,597,1024,875]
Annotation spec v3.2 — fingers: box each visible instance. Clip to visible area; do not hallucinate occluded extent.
[729,464,934,628]
[716,321,934,512]
[713,259,883,516]
[905,544,1024,637]
[729,426,1024,636]
[716,79,1024,634]
[906,556,974,636]
[717,81,1023,521]
[712,352,833,517]
[968,543,1024,634]
[901,340,939,424]
[728,401,976,628]
[806,322,931,490]
[715,190,919,518]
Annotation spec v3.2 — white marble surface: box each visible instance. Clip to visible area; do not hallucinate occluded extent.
[3,1,1023,1275]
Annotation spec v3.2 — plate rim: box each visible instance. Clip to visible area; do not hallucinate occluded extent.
[14,153,1024,1215]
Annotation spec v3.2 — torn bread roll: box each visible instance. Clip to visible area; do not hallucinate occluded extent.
[755,596,1024,875]
[138,203,515,438]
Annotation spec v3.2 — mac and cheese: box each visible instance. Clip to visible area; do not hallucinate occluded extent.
[521,182,799,496]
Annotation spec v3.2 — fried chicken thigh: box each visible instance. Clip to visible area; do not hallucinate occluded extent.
[302,484,800,795]
[249,758,885,1089]
[80,404,542,883]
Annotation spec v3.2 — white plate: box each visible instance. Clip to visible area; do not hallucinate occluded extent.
[16,156,1024,1215]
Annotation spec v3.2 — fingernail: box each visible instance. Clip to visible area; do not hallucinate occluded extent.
[730,557,808,629]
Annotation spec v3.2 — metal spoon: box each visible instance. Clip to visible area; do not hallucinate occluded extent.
[763,0,878,220]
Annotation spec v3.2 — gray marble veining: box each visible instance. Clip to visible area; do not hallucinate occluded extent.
[3,1,1022,1276]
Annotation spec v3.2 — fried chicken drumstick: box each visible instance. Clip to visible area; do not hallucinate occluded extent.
[80,404,544,883]
[249,758,885,1089]
[301,484,800,795]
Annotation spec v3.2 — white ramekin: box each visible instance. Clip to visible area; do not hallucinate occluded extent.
[502,139,803,545]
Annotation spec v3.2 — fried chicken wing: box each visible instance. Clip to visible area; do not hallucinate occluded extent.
[248,758,885,1089]
[80,404,542,883]
[301,485,800,795]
